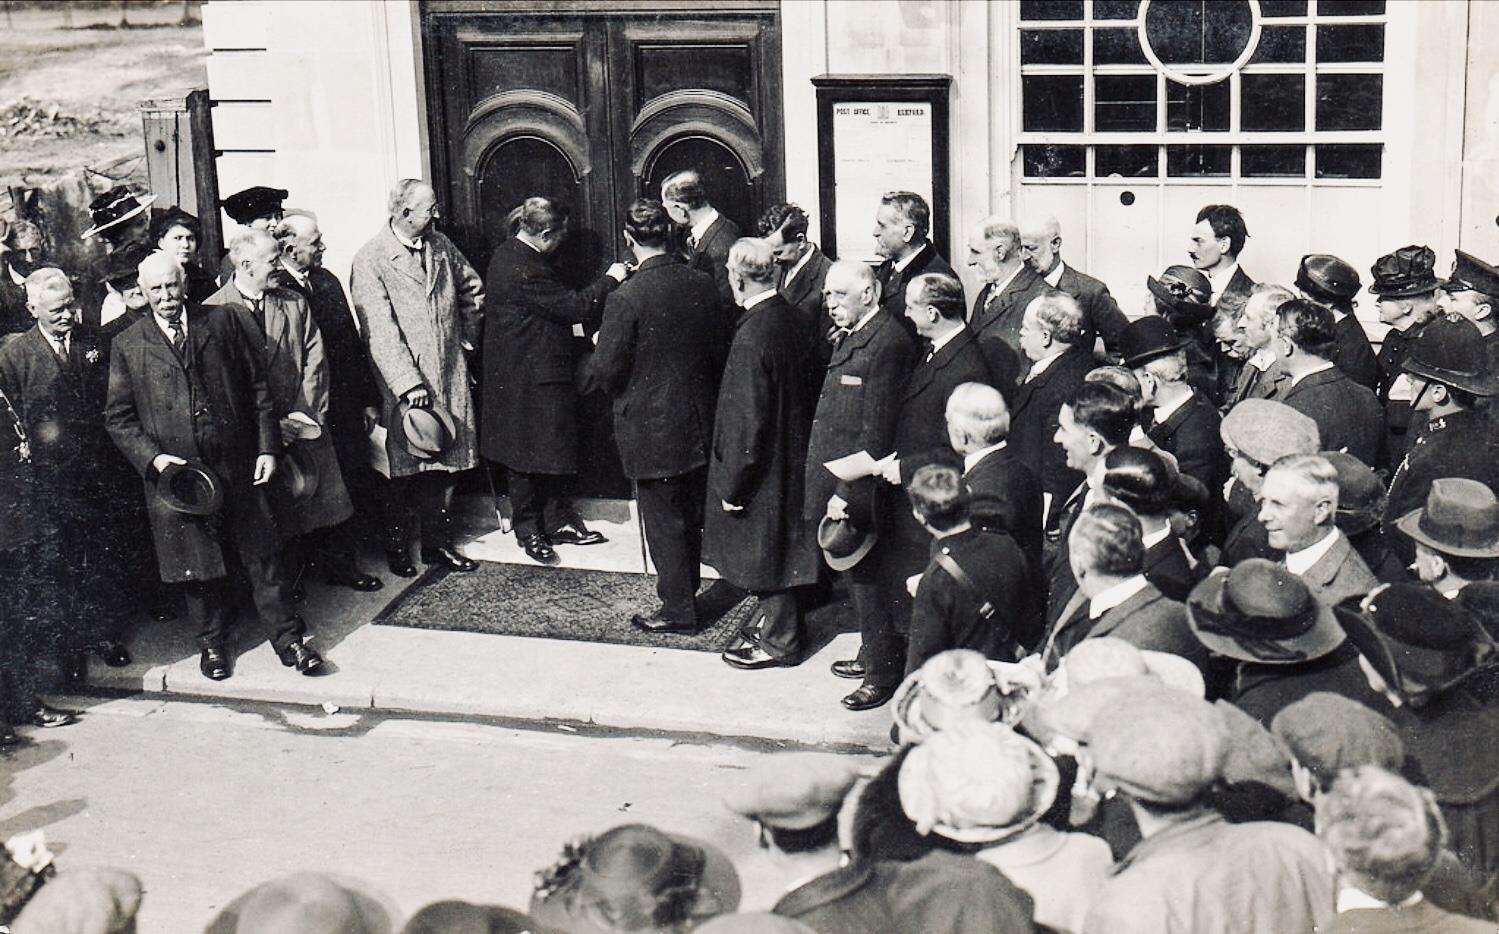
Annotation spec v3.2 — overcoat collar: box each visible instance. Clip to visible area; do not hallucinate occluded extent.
[1088,582,1170,640]
[380,224,435,295]
[1297,532,1354,591]
[828,308,891,368]
[206,279,289,364]
[904,326,975,400]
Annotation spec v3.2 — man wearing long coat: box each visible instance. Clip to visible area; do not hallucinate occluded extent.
[704,239,819,657]
[350,180,483,575]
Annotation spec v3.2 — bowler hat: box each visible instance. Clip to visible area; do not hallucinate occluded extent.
[101,239,153,287]
[400,402,456,460]
[891,650,1040,743]
[156,460,224,516]
[1322,451,1385,537]
[817,514,876,571]
[222,186,289,225]
[1371,245,1439,298]
[1220,399,1320,466]
[1119,315,1190,369]
[1394,477,1499,558]
[1145,265,1213,327]
[1296,254,1361,304]
[1402,315,1499,396]
[1085,686,1227,805]
[1186,560,1346,664]
[1344,583,1499,706]
[898,722,1059,844]
[723,754,866,830]
[81,185,156,240]
[1438,250,1499,297]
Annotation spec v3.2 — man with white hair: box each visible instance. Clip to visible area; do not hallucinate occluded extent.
[966,215,1050,372]
[947,381,1043,576]
[1258,453,1378,606]
[350,179,484,577]
[1226,283,1295,407]
[1008,292,1097,510]
[106,252,316,681]
[1018,215,1128,356]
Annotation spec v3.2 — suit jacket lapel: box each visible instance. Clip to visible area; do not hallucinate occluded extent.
[1148,393,1198,444]
[264,292,290,363]
[24,328,68,382]
[1301,535,1347,590]
[829,313,882,367]
[383,227,427,288]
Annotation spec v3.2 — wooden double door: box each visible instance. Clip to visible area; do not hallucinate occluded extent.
[423,1,784,494]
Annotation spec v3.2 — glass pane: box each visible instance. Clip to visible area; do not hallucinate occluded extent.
[1316,144,1382,178]
[1250,26,1307,63]
[1095,74,1157,131]
[1241,145,1307,177]
[1145,0,1255,65]
[1318,1,1385,15]
[1167,145,1232,176]
[1022,29,1085,64]
[1095,145,1159,178]
[1317,74,1381,130]
[1317,24,1384,63]
[1094,27,1148,65]
[1167,79,1229,131]
[1094,1,1141,19]
[1023,75,1085,131]
[1241,74,1306,130]
[1260,1,1308,15]
[1022,145,1087,178]
[1019,0,1083,21]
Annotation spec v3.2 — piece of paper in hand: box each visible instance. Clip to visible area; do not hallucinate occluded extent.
[369,424,391,479]
[825,450,883,481]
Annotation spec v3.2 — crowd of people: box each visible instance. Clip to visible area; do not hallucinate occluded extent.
[1,167,1498,929]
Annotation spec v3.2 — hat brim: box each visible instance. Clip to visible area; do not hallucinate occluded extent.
[901,731,1061,845]
[80,194,157,240]
[1370,279,1438,299]
[1394,506,1499,559]
[1401,357,1499,397]
[892,660,1039,743]
[1186,572,1346,664]
[1145,276,1212,317]
[818,515,877,572]
[277,450,319,503]
[157,461,224,516]
[400,403,456,459]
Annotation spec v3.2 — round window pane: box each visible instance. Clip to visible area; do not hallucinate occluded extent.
[1140,0,1259,85]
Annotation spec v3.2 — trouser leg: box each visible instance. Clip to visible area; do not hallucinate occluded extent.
[181,578,232,651]
[637,469,705,622]
[747,589,803,659]
[509,469,572,539]
[419,471,458,549]
[849,559,903,689]
[239,548,303,652]
[382,474,418,554]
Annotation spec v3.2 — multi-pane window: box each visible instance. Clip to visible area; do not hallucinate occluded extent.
[1017,0,1387,181]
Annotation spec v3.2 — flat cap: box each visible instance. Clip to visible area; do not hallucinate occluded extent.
[222,186,289,224]
[1086,686,1227,805]
[723,754,865,829]
[1270,692,1404,786]
[1220,398,1320,465]
[1370,245,1438,297]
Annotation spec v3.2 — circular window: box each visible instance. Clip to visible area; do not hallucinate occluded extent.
[1139,0,1261,86]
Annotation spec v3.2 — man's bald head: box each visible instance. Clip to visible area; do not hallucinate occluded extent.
[1019,215,1062,275]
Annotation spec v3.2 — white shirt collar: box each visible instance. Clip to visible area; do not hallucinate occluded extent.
[927,324,963,356]
[1141,525,1172,549]
[1090,574,1150,619]
[690,208,720,245]
[153,310,187,339]
[390,223,424,252]
[1290,360,1335,386]
[1336,887,1422,913]
[1285,528,1341,575]
[1043,259,1066,289]
[1024,348,1066,381]
[848,304,881,335]
[988,265,1022,298]
[235,281,265,303]
[7,264,24,287]
[893,243,927,274]
[1206,261,1240,305]
[741,288,777,311]
[1150,389,1193,426]
[964,440,1007,473]
[1248,347,1276,372]
[281,264,309,287]
[42,329,68,354]
[783,244,816,288]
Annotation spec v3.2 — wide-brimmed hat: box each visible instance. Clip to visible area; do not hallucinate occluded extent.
[205,872,400,934]
[81,185,156,240]
[1145,265,1213,326]
[1296,254,1361,304]
[1438,249,1499,296]
[222,186,289,225]
[1186,560,1346,664]
[400,402,456,460]
[529,825,740,934]
[891,650,1041,744]
[1119,315,1190,369]
[1394,477,1499,558]
[722,753,866,830]
[1322,451,1385,537]
[1344,584,1499,706]
[897,721,1059,844]
[817,513,876,572]
[1221,399,1320,466]
[1370,245,1439,298]
[157,460,224,516]
[1401,315,1499,397]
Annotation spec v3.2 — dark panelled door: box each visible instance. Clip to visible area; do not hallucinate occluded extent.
[423,2,784,496]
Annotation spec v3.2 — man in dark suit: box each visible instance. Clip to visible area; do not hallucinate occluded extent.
[1008,293,1097,510]
[1019,215,1128,356]
[1295,254,1381,392]
[798,260,916,704]
[872,192,954,332]
[105,253,320,681]
[480,197,624,564]
[1260,454,1379,607]
[1370,245,1441,470]
[709,239,820,666]
[965,215,1045,386]
[661,169,741,317]
[1190,203,1255,319]
[584,200,720,630]
[1275,299,1382,466]
[946,382,1044,580]
[757,203,832,362]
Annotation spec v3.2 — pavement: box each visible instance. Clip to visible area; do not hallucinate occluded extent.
[81,496,892,752]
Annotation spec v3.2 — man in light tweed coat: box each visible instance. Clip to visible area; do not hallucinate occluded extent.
[350,179,484,577]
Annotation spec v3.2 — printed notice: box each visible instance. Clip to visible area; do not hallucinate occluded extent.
[831,101,934,263]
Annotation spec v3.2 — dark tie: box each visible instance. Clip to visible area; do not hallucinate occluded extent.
[828,326,850,349]
[249,297,266,335]
[165,318,185,355]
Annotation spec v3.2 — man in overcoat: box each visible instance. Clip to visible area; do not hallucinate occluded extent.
[966,215,1048,382]
[1274,299,1382,466]
[0,269,140,683]
[584,200,719,630]
[106,253,319,680]
[707,238,819,666]
[1007,293,1097,509]
[1019,215,1129,356]
[207,231,374,595]
[479,196,624,565]
[662,169,741,321]
[1369,245,1440,469]
[350,180,484,576]
[758,203,832,363]
[872,192,954,334]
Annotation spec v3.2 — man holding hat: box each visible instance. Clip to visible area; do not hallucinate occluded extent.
[1218,398,1320,565]
[1294,253,1381,392]
[1370,245,1442,468]
[1395,477,1499,599]
[1078,685,1334,934]
[1383,315,1499,566]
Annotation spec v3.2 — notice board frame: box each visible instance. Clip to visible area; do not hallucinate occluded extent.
[812,74,952,263]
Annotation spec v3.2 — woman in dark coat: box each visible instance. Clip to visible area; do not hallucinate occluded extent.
[149,207,218,304]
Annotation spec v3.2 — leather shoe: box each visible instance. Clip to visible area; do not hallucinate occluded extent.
[841,682,896,712]
[631,611,699,634]
[830,658,866,680]
[98,641,131,668]
[275,639,325,675]
[59,652,86,685]
[200,647,231,681]
[386,548,418,578]
[549,523,607,546]
[422,545,478,572]
[325,569,384,592]
[520,534,558,565]
[722,643,791,671]
[27,704,79,728]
